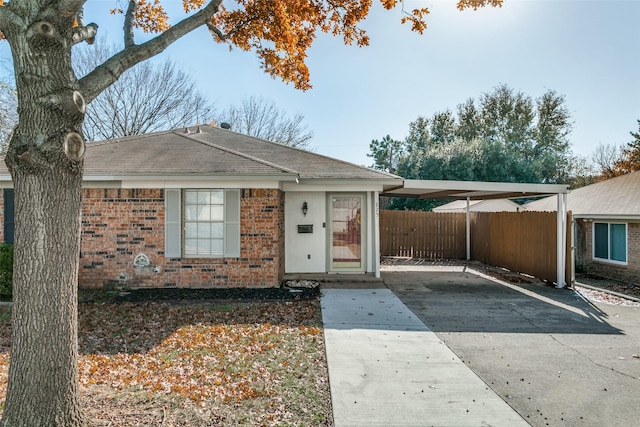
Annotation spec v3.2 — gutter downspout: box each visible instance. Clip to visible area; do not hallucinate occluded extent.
[556,192,568,288]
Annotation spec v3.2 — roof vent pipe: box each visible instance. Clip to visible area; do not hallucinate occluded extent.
[220,122,231,130]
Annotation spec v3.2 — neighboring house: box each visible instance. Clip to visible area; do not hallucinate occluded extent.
[525,171,640,285]
[432,199,524,213]
[0,125,401,288]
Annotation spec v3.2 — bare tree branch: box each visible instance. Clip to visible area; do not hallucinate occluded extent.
[207,16,259,42]
[592,143,623,179]
[78,0,222,103]
[219,96,314,149]
[74,37,216,141]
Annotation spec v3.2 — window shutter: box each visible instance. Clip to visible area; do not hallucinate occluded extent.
[224,189,241,258]
[165,189,181,258]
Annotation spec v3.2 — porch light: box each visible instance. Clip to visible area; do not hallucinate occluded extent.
[302,201,308,216]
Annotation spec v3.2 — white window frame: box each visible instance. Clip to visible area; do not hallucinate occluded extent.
[164,189,240,259]
[183,189,225,258]
[592,221,628,265]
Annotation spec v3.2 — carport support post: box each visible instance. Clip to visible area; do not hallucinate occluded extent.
[373,191,381,278]
[556,192,568,288]
[466,197,471,261]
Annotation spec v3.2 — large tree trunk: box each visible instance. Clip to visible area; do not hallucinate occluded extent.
[2,169,84,426]
[0,2,216,423]
[1,16,87,427]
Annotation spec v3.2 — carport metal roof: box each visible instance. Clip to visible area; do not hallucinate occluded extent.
[379,179,570,288]
[381,179,568,200]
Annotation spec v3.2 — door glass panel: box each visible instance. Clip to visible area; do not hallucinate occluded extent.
[331,196,362,269]
[610,223,626,262]
[593,223,608,259]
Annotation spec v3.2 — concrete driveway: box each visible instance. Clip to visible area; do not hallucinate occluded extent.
[383,265,640,427]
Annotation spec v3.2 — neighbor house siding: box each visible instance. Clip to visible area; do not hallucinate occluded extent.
[78,188,284,288]
[584,221,640,285]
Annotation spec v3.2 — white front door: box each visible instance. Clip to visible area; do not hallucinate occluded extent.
[284,192,326,273]
[329,194,365,272]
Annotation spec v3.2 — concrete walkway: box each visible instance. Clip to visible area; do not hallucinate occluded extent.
[321,288,529,427]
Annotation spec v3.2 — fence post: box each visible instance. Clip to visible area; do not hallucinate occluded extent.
[466,197,471,261]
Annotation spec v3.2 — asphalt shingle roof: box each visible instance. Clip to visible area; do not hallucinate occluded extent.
[524,171,640,217]
[80,124,398,181]
[83,130,289,176]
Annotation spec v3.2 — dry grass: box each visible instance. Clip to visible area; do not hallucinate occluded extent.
[0,299,333,426]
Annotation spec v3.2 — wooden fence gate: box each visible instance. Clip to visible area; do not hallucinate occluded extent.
[379,210,466,259]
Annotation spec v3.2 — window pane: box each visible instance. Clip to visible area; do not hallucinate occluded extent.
[197,206,211,221]
[198,223,212,238]
[211,223,224,238]
[197,191,210,204]
[610,224,627,262]
[211,206,224,221]
[211,239,224,256]
[184,205,198,221]
[184,238,198,255]
[594,223,609,259]
[185,191,198,205]
[210,191,224,205]
[197,239,212,255]
[184,223,198,239]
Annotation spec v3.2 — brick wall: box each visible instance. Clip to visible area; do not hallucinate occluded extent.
[583,220,640,285]
[78,188,284,288]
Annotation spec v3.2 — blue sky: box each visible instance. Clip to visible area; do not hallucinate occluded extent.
[2,0,639,167]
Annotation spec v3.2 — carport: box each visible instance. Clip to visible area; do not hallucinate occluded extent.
[380,179,569,287]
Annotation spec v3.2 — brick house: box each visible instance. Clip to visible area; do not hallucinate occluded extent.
[0,125,401,288]
[525,171,640,285]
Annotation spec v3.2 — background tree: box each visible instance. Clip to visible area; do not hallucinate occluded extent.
[405,115,430,151]
[592,142,624,180]
[74,37,216,141]
[387,84,573,210]
[429,110,456,145]
[0,0,501,424]
[217,95,313,149]
[588,121,640,181]
[368,134,403,172]
[613,120,640,175]
[565,154,597,189]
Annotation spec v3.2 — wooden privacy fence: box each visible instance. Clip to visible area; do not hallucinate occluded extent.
[471,211,572,285]
[380,210,572,285]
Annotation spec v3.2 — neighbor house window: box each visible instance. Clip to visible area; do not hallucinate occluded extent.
[165,189,240,258]
[593,222,627,264]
